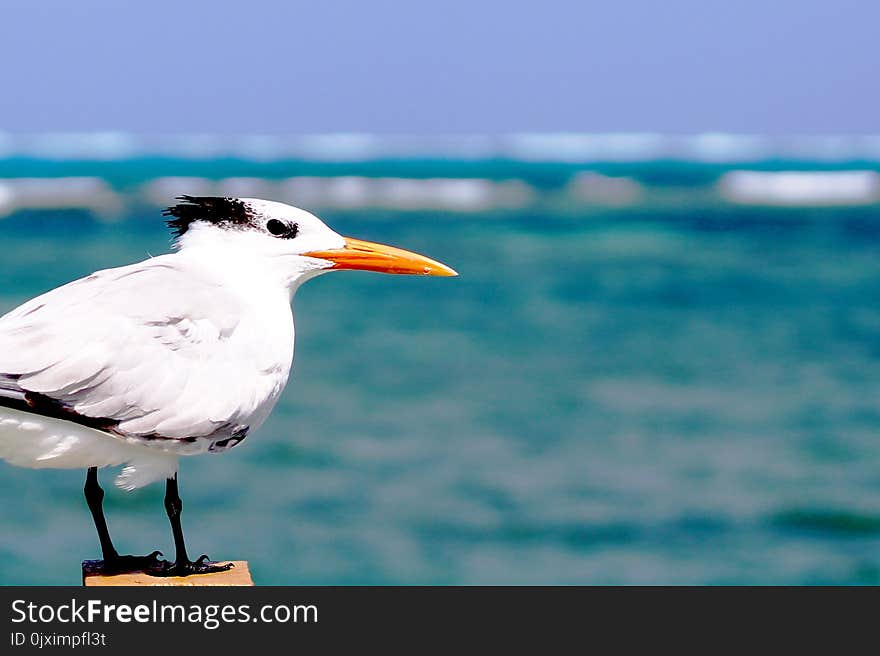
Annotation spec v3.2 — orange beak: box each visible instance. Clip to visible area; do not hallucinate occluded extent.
[304,237,458,277]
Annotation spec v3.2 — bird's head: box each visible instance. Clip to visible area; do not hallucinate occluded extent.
[164,196,457,287]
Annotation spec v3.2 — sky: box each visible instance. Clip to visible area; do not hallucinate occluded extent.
[0,0,877,134]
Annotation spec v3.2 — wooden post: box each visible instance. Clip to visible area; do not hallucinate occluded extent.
[82,560,254,586]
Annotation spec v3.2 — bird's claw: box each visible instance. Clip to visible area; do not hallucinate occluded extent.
[152,555,233,577]
[88,550,168,575]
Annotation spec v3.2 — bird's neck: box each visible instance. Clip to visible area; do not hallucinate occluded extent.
[174,229,322,298]
[170,240,297,362]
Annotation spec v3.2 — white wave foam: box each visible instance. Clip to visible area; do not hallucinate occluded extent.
[503,133,880,163]
[687,133,770,162]
[504,133,668,163]
[0,178,122,217]
[16,132,138,160]
[566,172,643,206]
[138,177,215,206]
[718,170,880,206]
[3,132,880,162]
[5,169,880,217]
[141,176,534,212]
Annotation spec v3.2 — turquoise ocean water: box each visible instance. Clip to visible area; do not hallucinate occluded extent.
[2,137,880,584]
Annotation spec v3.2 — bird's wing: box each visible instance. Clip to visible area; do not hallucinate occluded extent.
[0,256,267,441]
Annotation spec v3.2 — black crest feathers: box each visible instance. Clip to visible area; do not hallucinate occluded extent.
[163,196,257,237]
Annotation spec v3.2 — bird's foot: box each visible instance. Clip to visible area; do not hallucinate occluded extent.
[86,551,168,575]
[154,554,234,577]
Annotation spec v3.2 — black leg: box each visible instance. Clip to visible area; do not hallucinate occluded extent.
[164,473,189,565]
[85,466,119,561]
[83,467,165,575]
[159,473,232,577]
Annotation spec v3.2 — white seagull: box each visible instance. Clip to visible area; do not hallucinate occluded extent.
[0,196,456,576]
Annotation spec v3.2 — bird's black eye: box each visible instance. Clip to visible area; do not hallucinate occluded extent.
[266,219,298,238]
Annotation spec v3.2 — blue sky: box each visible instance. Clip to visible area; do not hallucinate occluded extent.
[1,0,876,134]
